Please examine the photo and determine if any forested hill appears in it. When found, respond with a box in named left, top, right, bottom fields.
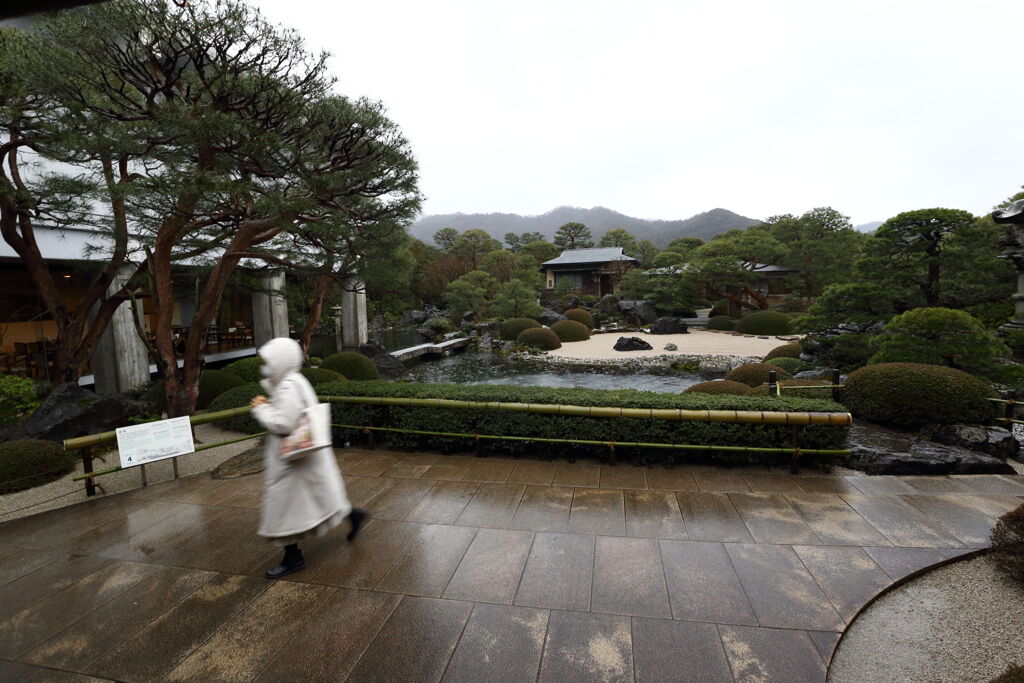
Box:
left=410, top=206, right=761, bottom=247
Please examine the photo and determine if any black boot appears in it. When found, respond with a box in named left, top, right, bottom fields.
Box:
left=265, top=543, right=305, bottom=579
left=347, top=508, right=367, bottom=542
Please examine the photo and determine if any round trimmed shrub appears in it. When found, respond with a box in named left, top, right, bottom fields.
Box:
left=750, top=379, right=833, bottom=399
left=735, top=310, right=792, bottom=335
left=684, top=380, right=751, bottom=396
left=840, top=362, right=998, bottom=429
left=206, top=383, right=264, bottom=434
left=500, top=317, right=541, bottom=341
left=707, top=315, right=734, bottom=331
left=766, top=356, right=811, bottom=375
left=321, top=352, right=380, bottom=381
left=145, top=369, right=247, bottom=411
left=0, top=439, right=77, bottom=493
left=725, top=362, right=792, bottom=387
left=223, top=357, right=262, bottom=383
left=517, top=327, right=562, bottom=350
left=765, top=341, right=802, bottom=361
left=550, top=320, right=590, bottom=342
left=300, top=367, right=344, bottom=385
left=581, top=295, right=597, bottom=306
left=990, top=503, right=1024, bottom=585
left=563, top=308, right=595, bottom=329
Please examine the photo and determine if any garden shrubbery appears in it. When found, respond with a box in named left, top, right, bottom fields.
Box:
left=321, top=352, right=380, bottom=380
left=707, top=315, right=734, bottom=331
left=839, top=362, right=998, bottom=429
left=766, top=357, right=811, bottom=375
left=990, top=503, right=1024, bottom=585
left=765, top=341, right=802, bottom=360
left=563, top=308, right=595, bottom=328
left=145, top=369, right=246, bottom=410
left=750, top=379, right=834, bottom=399
left=500, top=317, right=541, bottom=341
left=315, top=380, right=848, bottom=466
left=802, top=333, right=874, bottom=372
left=301, top=367, right=345, bottom=385
left=206, top=383, right=263, bottom=433
left=223, top=357, right=262, bottom=382
left=0, top=439, right=77, bottom=493
left=0, top=374, right=40, bottom=424
left=517, top=327, right=562, bottom=350
left=725, top=362, right=792, bottom=387
left=684, top=380, right=751, bottom=396
left=550, top=320, right=590, bottom=342
left=734, top=310, right=792, bottom=335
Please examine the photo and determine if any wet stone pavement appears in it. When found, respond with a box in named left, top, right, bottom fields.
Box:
left=0, top=449, right=1022, bottom=682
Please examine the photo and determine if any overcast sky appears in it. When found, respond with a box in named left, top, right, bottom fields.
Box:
left=251, top=0, right=1024, bottom=225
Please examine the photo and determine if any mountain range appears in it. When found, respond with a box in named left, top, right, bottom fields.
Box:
left=410, top=206, right=762, bottom=248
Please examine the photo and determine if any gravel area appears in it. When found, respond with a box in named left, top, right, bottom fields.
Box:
left=829, top=554, right=1024, bottom=683
left=545, top=329, right=794, bottom=361
left=0, top=423, right=258, bottom=524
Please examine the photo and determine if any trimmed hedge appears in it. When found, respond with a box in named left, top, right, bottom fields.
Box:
left=301, top=367, right=345, bottom=385
left=206, top=383, right=264, bottom=434
left=500, top=317, right=541, bottom=341
left=765, top=341, right=802, bottom=361
left=725, top=362, right=792, bottom=387
left=145, top=369, right=246, bottom=410
left=517, top=327, right=561, bottom=350
left=684, top=380, right=752, bottom=396
left=316, top=381, right=848, bottom=467
left=735, top=310, right=792, bottom=335
left=0, top=439, right=77, bottom=493
left=707, top=315, right=734, bottom=331
left=223, top=357, right=262, bottom=383
left=564, top=308, right=595, bottom=328
left=767, top=357, right=812, bottom=375
left=581, top=295, right=598, bottom=306
left=322, top=352, right=380, bottom=381
left=839, top=362, right=998, bottom=430
left=550, top=320, right=590, bottom=342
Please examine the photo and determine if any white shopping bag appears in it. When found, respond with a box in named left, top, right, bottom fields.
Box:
left=280, top=401, right=332, bottom=461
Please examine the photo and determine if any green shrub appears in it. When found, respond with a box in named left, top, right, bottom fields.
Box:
left=517, top=327, right=562, bottom=350
left=840, top=362, right=998, bottom=429
left=321, top=352, right=380, bottom=381
left=223, top=356, right=262, bottom=383
left=500, top=317, right=541, bottom=341
left=300, top=367, right=345, bottom=385
left=990, top=503, right=1024, bottom=586
left=725, top=363, right=792, bottom=387
left=307, top=356, right=323, bottom=367
left=735, top=310, right=792, bottom=335
left=707, top=315, right=734, bottom=331
left=766, top=357, right=811, bottom=375
left=0, top=374, right=40, bottom=424
left=750, top=379, right=835, bottom=399
left=0, top=439, right=77, bottom=493
left=425, top=317, right=452, bottom=333
left=581, top=295, right=597, bottom=306
left=869, top=307, right=1010, bottom=381
left=550, top=320, right=590, bottom=342
left=803, top=333, right=874, bottom=372
left=563, top=308, right=595, bottom=328
left=206, top=383, right=264, bottom=434
left=145, top=369, right=247, bottom=411
left=765, top=341, right=802, bottom=360
left=315, top=380, right=848, bottom=466
left=684, top=380, right=751, bottom=396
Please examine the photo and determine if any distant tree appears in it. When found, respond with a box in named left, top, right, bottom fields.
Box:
left=652, top=251, right=686, bottom=268
left=520, top=240, right=560, bottom=264
left=791, top=283, right=896, bottom=332
left=616, top=268, right=651, bottom=300
left=635, top=239, right=660, bottom=267
left=421, top=253, right=469, bottom=302
left=666, top=236, right=705, bottom=256
left=443, top=270, right=498, bottom=319
left=452, top=228, right=501, bottom=269
left=688, top=228, right=784, bottom=311
left=492, top=279, right=542, bottom=319
left=598, top=228, right=638, bottom=255
left=764, top=207, right=865, bottom=296
left=433, top=227, right=460, bottom=252
left=503, top=232, right=521, bottom=251
left=520, top=231, right=546, bottom=245
left=481, top=249, right=518, bottom=282
left=553, top=222, right=594, bottom=250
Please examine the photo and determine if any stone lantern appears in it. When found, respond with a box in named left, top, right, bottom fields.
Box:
left=991, top=196, right=1024, bottom=335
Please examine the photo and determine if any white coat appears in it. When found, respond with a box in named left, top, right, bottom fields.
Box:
left=251, top=338, right=351, bottom=544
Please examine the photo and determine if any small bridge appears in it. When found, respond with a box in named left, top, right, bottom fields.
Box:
left=390, top=337, right=472, bottom=361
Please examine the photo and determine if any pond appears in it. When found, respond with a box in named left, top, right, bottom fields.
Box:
left=402, top=351, right=706, bottom=393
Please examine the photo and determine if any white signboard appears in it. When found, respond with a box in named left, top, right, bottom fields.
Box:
left=116, top=416, right=196, bottom=468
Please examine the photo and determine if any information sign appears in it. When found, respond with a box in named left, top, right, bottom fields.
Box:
left=116, top=416, right=196, bottom=468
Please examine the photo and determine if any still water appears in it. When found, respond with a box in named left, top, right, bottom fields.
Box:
left=403, top=352, right=705, bottom=394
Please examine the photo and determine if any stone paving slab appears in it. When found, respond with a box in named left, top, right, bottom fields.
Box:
left=0, top=450, right=1020, bottom=682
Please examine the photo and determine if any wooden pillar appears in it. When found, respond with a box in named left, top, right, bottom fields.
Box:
left=91, top=265, right=150, bottom=394
left=252, top=270, right=288, bottom=347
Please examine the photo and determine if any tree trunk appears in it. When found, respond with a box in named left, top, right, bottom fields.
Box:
left=300, top=273, right=333, bottom=355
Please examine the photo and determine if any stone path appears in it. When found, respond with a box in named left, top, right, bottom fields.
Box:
left=0, top=449, right=1021, bottom=682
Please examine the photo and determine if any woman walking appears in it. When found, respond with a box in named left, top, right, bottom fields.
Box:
left=250, top=337, right=366, bottom=579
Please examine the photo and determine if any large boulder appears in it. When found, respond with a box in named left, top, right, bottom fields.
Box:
left=922, top=424, right=1018, bottom=460
left=23, top=383, right=149, bottom=444
left=650, top=317, right=689, bottom=335
left=618, top=300, right=658, bottom=325
left=552, top=296, right=581, bottom=314
left=397, top=310, right=429, bottom=327
left=359, top=341, right=406, bottom=379
left=599, top=294, right=621, bottom=317
left=537, top=308, right=568, bottom=326
left=845, top=420, right=1015, bottom=475
left=613, top=336, right=654, bottom=352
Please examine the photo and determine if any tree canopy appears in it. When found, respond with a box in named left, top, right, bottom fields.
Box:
left=553, top=222, right=594, bottom=250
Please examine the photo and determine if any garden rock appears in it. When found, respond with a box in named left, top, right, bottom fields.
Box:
left=477, top=334, right=494, bottom=351
left=23, top=383, right=149, bottom=443
left=618, top=300, right=658, bottom=325
left=359, top=341, right=406, bottom=379
left=650, top=317, right=689, bottom=335
left=537, top=308, right=568, bottom=326
left=663, top=343, right=678, bottom=351
left=552, top=296, right=581, bottom=314
left=599, top=294, right=621, bottom=316
left=922, top=424, right=1017, bottom=460
left=613, top=336, right=654, bottom=352
left=397, top=309, right=429, bottom=327
left=845, top=420, right=1015, bottom=475
left=793, top=369, right=835, bottom=380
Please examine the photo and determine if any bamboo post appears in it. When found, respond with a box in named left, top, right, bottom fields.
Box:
left=831, top=369, right=841, bottom=401
left=790, top=426, right=801, bottom=474
left=81, top=446, right=96, bottom=497
left=768, top=370, right=779, bottom=398
left=1005, top=399, right=1016, bottom=426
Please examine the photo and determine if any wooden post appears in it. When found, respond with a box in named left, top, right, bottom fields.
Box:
left=81, top=446, right=96, bottom=497
left=790, top=426, right=801, bottom=474
left=768, top=370, right=779, bottom=398
left=831, top=369, right=841, bottom=401
left=1005, top=399, right=1016, bottom=425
